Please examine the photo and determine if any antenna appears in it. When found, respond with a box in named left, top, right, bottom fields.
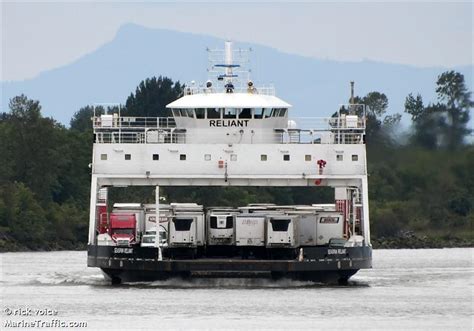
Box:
left=350, top=81, right=355, bottom=105
left=207, top=41, right=251, bottom=91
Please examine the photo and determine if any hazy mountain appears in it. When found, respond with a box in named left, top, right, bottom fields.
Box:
left=1, top=23, right=472, bottom=125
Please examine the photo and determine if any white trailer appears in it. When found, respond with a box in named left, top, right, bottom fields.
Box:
left=170, top=203, right=205, bottom=247
left=235, top=214, right=266, bottom=247
left=169, top=215, right=199, bottom=247
left=316, top=211, right=344, bottom=245
left=266, top=215, right=299, bottom=248
left=286, top=211, right=318, bottom=246
left=206, top=208, right=239, bottom=246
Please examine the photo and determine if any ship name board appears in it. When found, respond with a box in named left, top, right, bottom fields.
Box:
left=209, top=119, right=250, bottom=127
left=327, top=248, right=346, bottom=255
left=114, top=247, right=133, bottom=254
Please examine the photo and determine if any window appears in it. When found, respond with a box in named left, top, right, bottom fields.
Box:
left=270, top=219, right=291, bottom=232
left=223, top=108, right=237, bottom=119
left=152, top=154, right=159, bottom=161
left=239, top=108, right=252, bottom=119
left=180, top=154, right=186, bottom=161
left=278, top=108, right=287, bottom=117
left=283, top=154, right=290, bottom=161
left=125, top=154, right=131, bottom=160
left=254, top=108, right=264, bottom=119
left=207, top=108, right=221, bottom=119
left=204, top=154, right=211, bottom=161
left=172, top=109, right=181, bottom=117
left=195, top=108, right=205, bottom=119
left=186, top=109, right=195, bottom=118
left=230, top=154, right=237, bottom=161
left=263, top=108, right=272, bottom=118
left=100, top=154, right=107, bottom=160
left=336, top=154, right=343, bottom=161
left=352, top=154, right=358, bottom=161
left=173, top=218, right=193, bottom=231
left=142, top=237, right=155, bottom=244
left=261, top=154, right=268, bottom=161
left=305, top=155, right=312, bottom=161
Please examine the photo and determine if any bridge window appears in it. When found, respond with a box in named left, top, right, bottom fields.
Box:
left=180, top=154, right=186, bottom=161
left=254, top=108, right=264, bottom=119
left=261, top=154, right=267, bottom=161
left=238, top=108, right=252, bottom=119
left=125, top=154, right=131, bottom=160
left=336, top=154, right=343, bottom=161
left=153, top=154, right=159, bottom=161
left=100, top=154, right=107, bottom=160
left=352, top=154, right=358, bottom=161
left=278, top=108, right=287, bottom=117
left=195, top=108, right=205, bottom=119
left=207, top=108, right=220, bottom=119
left=172, top=109, right=180, bottom=117
left=263, top=108, right=272, bottom=118
left=223, top=108, right=237, bottom=119
left=305, top=155, right=312, bottom=161
left=283, top=154, right=290, bottom=161
left=186, top=109, right=195, bottom=118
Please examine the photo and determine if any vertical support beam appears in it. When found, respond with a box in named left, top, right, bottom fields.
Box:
left=156, top=185, right=162, bottom=260
left=361, top=176, right=371, bottom=245
left=88, top=176, right=98, bottom=245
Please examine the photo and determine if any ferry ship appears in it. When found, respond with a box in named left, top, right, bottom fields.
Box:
left=87, top=42, right=372, bottom=284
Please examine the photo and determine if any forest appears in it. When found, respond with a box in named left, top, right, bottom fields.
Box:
left=0, top=72, right=472, bottom=251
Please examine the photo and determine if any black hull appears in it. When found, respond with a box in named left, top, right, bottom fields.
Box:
left=88, top=245, right=372, bottom=284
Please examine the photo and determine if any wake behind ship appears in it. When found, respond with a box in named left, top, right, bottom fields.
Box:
left=87, top=41, right=372, bottom=284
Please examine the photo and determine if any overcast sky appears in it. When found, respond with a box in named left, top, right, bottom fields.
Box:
left=1, top=1, right=472, bottom=81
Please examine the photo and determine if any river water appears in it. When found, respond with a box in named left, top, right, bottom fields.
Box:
left=0, top=248, right=472, bottom=330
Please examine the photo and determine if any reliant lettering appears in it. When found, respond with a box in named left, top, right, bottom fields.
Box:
left=209, top=120, right=249, bottom=127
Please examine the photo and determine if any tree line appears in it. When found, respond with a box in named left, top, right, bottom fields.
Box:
left=0, top=73, right=472, bottom=250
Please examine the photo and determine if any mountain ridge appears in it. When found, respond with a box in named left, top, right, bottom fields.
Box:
left=2, top=23, right=472, bottom=124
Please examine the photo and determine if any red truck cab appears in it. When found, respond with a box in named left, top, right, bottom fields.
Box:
left=109, top=213, right=137, bottom=246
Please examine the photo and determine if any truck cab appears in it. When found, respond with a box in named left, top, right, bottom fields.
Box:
left=109, top=213, right=137, bottom=247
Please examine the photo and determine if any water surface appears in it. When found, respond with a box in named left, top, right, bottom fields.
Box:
left=1, top=248, right=472, bottom=330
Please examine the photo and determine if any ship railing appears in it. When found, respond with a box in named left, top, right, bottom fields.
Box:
left=274, top=129, right=364, bottom=144
left=289, top=116, right=366, bottom=131
left=183, top=84, right=276, bottom=96
left=93, top=130, right=363, bottom=144
left=93, top=116, right=176, bottom=130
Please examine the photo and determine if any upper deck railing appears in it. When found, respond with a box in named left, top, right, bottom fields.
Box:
left=92, top=114, right=366, bottom=145
left=183, top=84, right=276, bottom=96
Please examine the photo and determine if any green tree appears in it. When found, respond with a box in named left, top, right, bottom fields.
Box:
left=70, top=105, right=104, bottom=132
left=435, top=71, right=472, bottom=149
left=405, top=71, right=472, bottom=150
left=123, top=76, right=183, bottom=117
left=3, top=95, right=67, bottom=202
